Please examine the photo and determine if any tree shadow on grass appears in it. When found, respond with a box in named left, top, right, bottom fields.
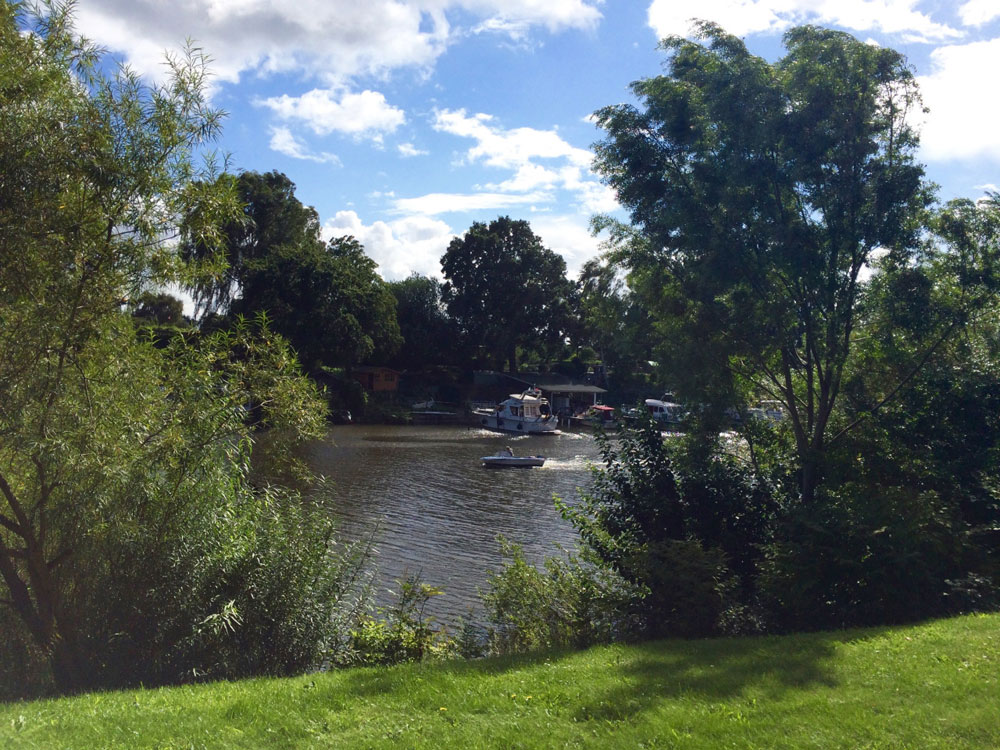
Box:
left=335, top=626, right=889, bottom=717
left=567, top=632, right=840, bottom=723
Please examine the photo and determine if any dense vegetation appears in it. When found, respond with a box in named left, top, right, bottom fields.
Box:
left=483, top=24, right=1000, bottom=648
left=2, top=0, right=999, bottom=703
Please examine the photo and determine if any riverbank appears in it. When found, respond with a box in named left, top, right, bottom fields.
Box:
left=3, top=613, right=997, bottom=748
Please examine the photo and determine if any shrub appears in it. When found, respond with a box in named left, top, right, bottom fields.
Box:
left=480, top=539, right=639, bottom=655
left=564, top=419, right=782, bottom=638
left=761, top=482, right=971, bottom=630
left=343, top=575, right=453, bottom=666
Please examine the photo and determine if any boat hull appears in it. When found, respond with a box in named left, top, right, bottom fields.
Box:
left=474, top=413, right=559, bottom=434
left=481, top=455, right=546, bottom=468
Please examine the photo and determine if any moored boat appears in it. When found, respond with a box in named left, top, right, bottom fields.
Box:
left=474, top=388, right=559, bottom=434
left=644, top=397, right=686, bottom=426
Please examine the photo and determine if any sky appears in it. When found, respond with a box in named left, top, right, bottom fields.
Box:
left=69, top=0, right=1000, bottom=282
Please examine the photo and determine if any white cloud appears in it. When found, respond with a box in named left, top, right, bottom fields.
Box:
left=394, top=191, right=553, bottom=215
left=960, top=0, right=1000, bottom=27
left=918, top=38, right=1000, bottom=162
left=268, top=126, right=341, bottom=164
left=434, top=109, right=593, bottom=169
left=529, top=214, right=603, bottom=277
left=322, top=210, right=455, bottom=279
left=398, top=142, right=429, bottom=157
left=73, top=1, right=602, bottom=86
left=467, top=0, right=603, bottom=34
left=646, top=0, right=961, bottom=43
left=431, top=108, right=612, bottom=212
left=259, top=89, right=405, bottom=140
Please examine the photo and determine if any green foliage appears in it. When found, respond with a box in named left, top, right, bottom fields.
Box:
left=183, top=172, right=401, bottom=372
left=762, top=483, right=969, bottom=630
left=563, top=420, right=782, bottom=637
left=386, top=274, right=459, bottom=371
left=575, top=244, right=655, bottom=386
left=0, top=3, right=361, bottom=696
left=480, top=539, right=639, bottom=655
left=344, top=575, right=452, bottom=666
left=593, top=23, right=931, bottom=500
left=441, top=216, right=576, bottom=372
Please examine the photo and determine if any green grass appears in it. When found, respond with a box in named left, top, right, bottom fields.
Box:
left=2, top=613, right=998, bottom=749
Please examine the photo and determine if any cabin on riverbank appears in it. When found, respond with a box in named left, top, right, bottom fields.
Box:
left=535, top=383, right=607, bottom=418
left=351, top=366, right=401, bottom=393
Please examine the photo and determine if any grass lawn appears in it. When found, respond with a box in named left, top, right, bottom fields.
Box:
left=1, top=613, right=998, bottom=749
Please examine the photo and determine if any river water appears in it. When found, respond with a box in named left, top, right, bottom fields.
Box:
left=303, top=424, right=604, bottom=625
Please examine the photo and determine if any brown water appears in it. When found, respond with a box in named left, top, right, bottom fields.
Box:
left=304, top=424, right=603, bottom=625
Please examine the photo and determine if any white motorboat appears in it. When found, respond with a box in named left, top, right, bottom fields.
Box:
left=644, top=397, right=686, bottom=426
left=474, top=388, right=559, bottom=434
left=481, top=447, right=546, bottom=468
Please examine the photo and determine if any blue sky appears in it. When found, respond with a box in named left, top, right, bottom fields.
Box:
left=72, top=0, right=1000, bottom=281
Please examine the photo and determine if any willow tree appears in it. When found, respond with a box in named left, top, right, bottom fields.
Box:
left=0, top=2, right=342, bottom=694
left=593, top=24, right=930, bottom=501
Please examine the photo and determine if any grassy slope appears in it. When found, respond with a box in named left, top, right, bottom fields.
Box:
left=1, top=613, right=998, bottom=749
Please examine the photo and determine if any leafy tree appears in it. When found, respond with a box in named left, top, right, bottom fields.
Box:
left=231, top=233, right=401, bottom=372
left=0, top=2, right=354, bottom=694
left=593, top=23, right=930, bottom=501
left=575, top=251, right=655, bottom=386
left=184, top=171, right=400, bottom=372
left=183, top=170, right=325, bottom=317
left=132, top=292, right=185, bottom=326
left=387, top=274, right=460, bottom=370
left=441, top=216, right=575, bottom=372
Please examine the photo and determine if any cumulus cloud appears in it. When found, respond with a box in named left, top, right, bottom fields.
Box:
left=434, top=109, right=593, bottom=169
left=918, top=38, right=1000, bottom=162
left=322, top=210, right=455, bottom=279
left=268, top=126, right=342, bottom=164
left=259, top=89, right=405, bottom=140
left=73, top=0, right=602, bottom=86
left=646, top=0, right=961, bottom=43
left=529, top=214, right=604, bottom=277
left=431, top=108, right=613, bottom=213
left=960, top=0, right=1000, bottom=27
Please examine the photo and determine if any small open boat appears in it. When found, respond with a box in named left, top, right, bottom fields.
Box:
left=481, top=447, right=546, bottom=468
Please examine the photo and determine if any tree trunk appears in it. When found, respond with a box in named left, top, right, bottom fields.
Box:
left=507, top=345, right=517, bottom=374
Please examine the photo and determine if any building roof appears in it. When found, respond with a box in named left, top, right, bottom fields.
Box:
left=536, top=383, right=607, bottom=394
left=352, top=366, right=401, bottom=374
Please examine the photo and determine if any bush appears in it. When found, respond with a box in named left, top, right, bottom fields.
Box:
left=343, top=575, right=453, bottom=666
left=480, top=539, right=639, bottom=655
left=761, top=482, right=972, bottom=631
left=564, top=419, right=782, bottom=638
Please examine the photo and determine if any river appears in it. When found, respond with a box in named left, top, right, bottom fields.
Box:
left=303, top=424, right=604, bottom=625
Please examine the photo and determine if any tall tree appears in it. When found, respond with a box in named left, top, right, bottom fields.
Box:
left=593, top=23, right=930, bottom=501
left=575, top=253, right=654, bottom=384
left=387, top=274, right=459, bottom=370
left=183, top=170, right=325, bottom=317
left=441, top=216, right=575, bottom=372
left=0, top=2, right=339, bottom=693
left=231, top=234, right=401, bottom=372
left=184, top=172, right=400, bottom=372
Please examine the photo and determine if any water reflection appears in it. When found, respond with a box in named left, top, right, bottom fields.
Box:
left=303, top=425, right=602, bottom=625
